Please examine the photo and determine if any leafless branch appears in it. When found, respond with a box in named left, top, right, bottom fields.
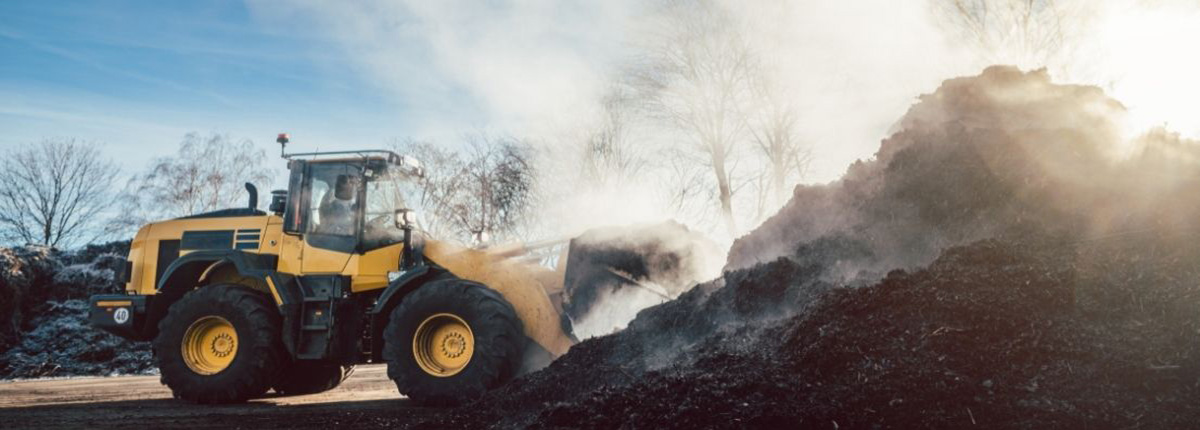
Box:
left=0, top=139, right=120, bottom=247
left=113, top=132, right=274, bottom=232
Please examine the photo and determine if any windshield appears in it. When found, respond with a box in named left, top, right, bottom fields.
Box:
left=363, top=163, right=422, bottom=231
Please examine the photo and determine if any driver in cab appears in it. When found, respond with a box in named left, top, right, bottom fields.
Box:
left=318, top=174, right=359, bottom=236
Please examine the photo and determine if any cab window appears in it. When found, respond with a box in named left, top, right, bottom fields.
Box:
left=307, top=163, right=361, bottom=237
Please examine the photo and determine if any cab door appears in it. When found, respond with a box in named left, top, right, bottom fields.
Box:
left=284, top=160, right=362, bottom=274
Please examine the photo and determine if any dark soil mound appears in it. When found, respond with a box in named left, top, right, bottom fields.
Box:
left=0, top=246, right=61, bottom=352
left=1, top=300, right=154, bottom=378
left=399, top=238, right=1200, bottom=429
left=772, top=238, right=1200, bottom=429
left=0, top=241, right=150, bottom=378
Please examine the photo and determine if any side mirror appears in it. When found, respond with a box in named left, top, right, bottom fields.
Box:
left=395, top=208, right=416, bottom=229
left=396, top=209, right=420, bottom=268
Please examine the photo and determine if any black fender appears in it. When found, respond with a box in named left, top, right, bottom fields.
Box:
left=367, top=263, right=446, bottom=361
left=143, top=250, right=291, bottom=340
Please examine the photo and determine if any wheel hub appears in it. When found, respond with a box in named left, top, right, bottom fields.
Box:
left=182, top=316, right=238, bottom=375
left=413, top=313, right=474, bottom=377
left=442, top=332, right=466, bottom=358
left=211, top=333, right=235, bottom=357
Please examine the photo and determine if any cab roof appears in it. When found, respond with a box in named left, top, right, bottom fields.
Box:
left=284, top=149, right=403, bottom=164
left=284, top=149, right=424, bottom=178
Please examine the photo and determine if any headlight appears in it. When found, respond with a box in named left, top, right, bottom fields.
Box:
left=394, top=208, right=417, bottom=228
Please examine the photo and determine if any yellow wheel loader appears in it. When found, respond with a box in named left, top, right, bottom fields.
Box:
left=89, top=134, right=714, bottom=405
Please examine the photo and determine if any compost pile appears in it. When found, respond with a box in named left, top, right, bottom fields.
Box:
left=0, top=241, right=154, bottom=378
left=384, top=66, right=1200, bottom=429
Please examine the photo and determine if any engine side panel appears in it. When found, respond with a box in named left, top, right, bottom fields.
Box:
left=131, top=215, right=276, bottom=295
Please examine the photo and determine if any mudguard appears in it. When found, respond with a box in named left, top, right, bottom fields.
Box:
left=367, top=264, right=440, bottom=361
left=144, top=250, right=288, bottom=340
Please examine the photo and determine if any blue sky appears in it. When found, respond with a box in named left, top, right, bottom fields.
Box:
left=0, top=0, right=957, bottom=186
left=0, top=0, right=960, bottom=185
left=0, top=0, right=503, bottom=173
left=10, top=1, right=1196, bottom=189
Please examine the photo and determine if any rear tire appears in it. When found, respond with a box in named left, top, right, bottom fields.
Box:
left=273, top=362, right=355, bottom=396
left=153, top=284, right=284, bottom=404
left=383, top=278, right=525, bottom=406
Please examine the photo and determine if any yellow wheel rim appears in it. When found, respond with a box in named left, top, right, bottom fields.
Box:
left=413, top=313, right=474, bottom=377
left=181, top=316, right=238, bottom=375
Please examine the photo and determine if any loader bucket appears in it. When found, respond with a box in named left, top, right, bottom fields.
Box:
left=561, top=221, right=720, bottom=339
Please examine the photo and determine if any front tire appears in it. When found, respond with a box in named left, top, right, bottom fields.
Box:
left=383, top=278, right=525, bottom=406
left=153, top=284, right=284, bottom=404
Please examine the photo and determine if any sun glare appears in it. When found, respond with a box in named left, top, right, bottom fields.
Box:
left=1095, top=5, right=1200, bottom=141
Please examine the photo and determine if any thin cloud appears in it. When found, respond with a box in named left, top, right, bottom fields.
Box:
left=246, top=0, right=642, bottom=136
left=0, top=27, right=240, bottom=107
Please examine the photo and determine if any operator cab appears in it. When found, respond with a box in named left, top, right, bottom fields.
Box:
left=272, top=134, right=425, bottom=258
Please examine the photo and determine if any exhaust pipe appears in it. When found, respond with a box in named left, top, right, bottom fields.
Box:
left=245, top=183, right=258, bottom=209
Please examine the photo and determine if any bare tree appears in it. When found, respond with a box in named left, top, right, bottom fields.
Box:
left=629, top=0, right=755, bottom=237
left=456, top=135, right=538, bottom=243
left=390, top=138, right=466, bottom=241
left=929, top=0, right=1090, bottom=71
left=392, top=135, right=538, bottom=245
left=581, top=87, right=646, bottom=188
left=0, top=139, right=120, bottom=247
left=116, top=133, right=274, bottom=229
left=744, top=69, right=812, bottom=209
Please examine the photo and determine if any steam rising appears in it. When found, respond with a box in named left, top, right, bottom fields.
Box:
left=248, top=0, right=1200, bottom=245
left=569, top=284, right=668, bottom=340
left=729, top=66, right=1200, bottom=281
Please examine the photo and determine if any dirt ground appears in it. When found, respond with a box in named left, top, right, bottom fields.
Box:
left=0, top=364, right=440, bottom=429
